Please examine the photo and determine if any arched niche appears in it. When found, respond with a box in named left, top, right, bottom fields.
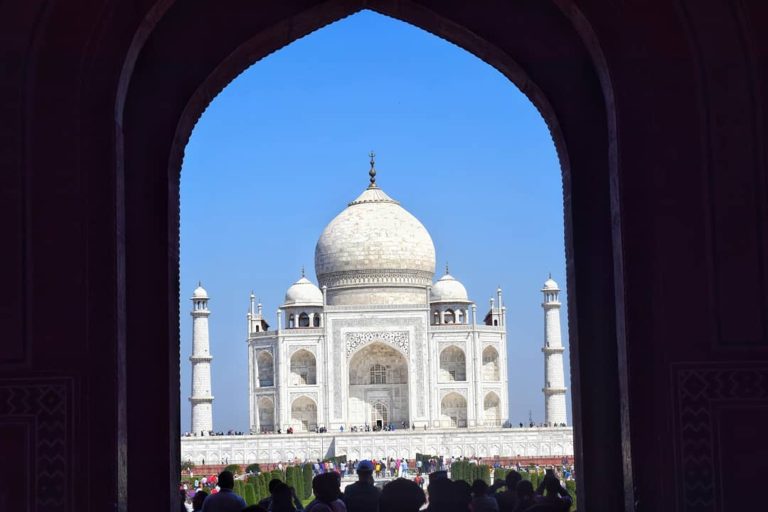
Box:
left=482, top=346, right=500, bottom=381
left=256, top=351, right=274, bottom=387
left=290, top=349, right=317, bottom=385
left=439, top=346, right=467, bottom=382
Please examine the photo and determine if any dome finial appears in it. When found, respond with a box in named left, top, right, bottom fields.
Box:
left=445, top=262, right=450, bottom=275
left=301, top=265, right=305, bottom=278
left=368, top=151, right=377, bottom=188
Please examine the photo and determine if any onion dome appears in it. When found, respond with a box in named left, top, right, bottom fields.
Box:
left=431, top=272, right=470, bottom=303
left=314, top=154, right=436, bottom=305
left=192, top=282, right=208, bottom=299
left=283, top=276, right=323, bottom=307
left=543, top=275, right=560, bottom=291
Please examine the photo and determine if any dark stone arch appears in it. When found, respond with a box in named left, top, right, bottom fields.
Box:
left=119, top=2, right=622, bottom=509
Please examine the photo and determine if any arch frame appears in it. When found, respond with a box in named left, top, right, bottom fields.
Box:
left=115, top=0, right=628, bottom=509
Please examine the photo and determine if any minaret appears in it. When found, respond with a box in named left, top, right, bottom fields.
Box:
left=542, top=275, right=567, bottom=426
left=189, top=282, right=214, bottom=435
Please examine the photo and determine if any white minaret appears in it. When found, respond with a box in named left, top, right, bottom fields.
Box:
left=542, top=275, right=567, bottom=426
left=189, top=282, right=214, bottom=435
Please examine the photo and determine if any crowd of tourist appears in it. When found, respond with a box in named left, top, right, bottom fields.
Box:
left=182, top=462, right=574, bottom=512
left=182, top=420, right=570, bottom=437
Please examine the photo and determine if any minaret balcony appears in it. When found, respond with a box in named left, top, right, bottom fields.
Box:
left=542, top=386, right=567, bottom=394
left=189, top=354, right=213, bottom=362
left=541, top=346, right=565, bottom=354
left=188, top=396, right=214, bottom=403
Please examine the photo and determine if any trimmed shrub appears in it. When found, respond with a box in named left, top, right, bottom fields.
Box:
left=270, top=468, right=284, bottom=482
left=223, top=464, right=242, bottom=475
left=480, top=465, right=491, bottom=485
left=246, top=463, right=261, bottom=474
left=244, top=483, right=257, bottom=505
left=302, top=464, right=313, bottom=500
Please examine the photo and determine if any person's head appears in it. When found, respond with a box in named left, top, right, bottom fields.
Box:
left=504, top=470, right=522, bottom=491
left=241, top=506, right=268, bottom=512
left=217, top=471, right=235, bottom=490
left=470, top=479, right=489, bottom=497
left=268, top=478, right=282, bottom=495
left=453, top=480, right=472, bottom=509
left=312, top=472, right=341, bottom=502
left=426, top=477, right=453, bottom=508
left=516, top=480, right=534, bottom=501
left=191, top=490, right=207, bottom=510
left=543, top=473, right=561, bottom=495
left=271, top=482, right=295, bottom=511
left=380, top=478, right=426, bottom=512
left=356, top=460, right=374, bottom=481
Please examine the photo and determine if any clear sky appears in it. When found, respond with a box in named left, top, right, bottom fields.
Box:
left=180, top=10, right=569, bottom=432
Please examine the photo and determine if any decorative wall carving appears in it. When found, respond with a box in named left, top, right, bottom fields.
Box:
left=345, top=331, right=409, bottom=356
left=674, top=365, right=768, bottom=511
left=0, top=379, right=71, bottom=510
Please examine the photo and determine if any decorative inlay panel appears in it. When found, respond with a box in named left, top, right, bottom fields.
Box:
left=674, top=365, right=768, bottom=511
left=0, top=379, right=71, bottom=510
left=345, top=331, right=409, bottom=356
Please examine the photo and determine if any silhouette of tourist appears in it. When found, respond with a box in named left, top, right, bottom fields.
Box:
left=201, top=471, right=246, bottom=512
left=259, top=479, right=304, bottom=511
left=495, top=471, right=521, bottom=511
left=527, top=472, right=571, bottom=512
left=512, top=481, right=535, bottom=512
left=306, top=472, right=346, bottom=512
left=379, top=478, right=426, bottom=512
left=471, top=479, right=499, bottom=512
left=192, top=490, right=208, bottom=512
left=270, top=482, right=302, bottom=512
left=343, top=460, right=380, bottom=512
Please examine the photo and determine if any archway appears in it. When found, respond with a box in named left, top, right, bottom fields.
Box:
left=440, top=392, right=467, bottom=428
left=483, top=392, right=501, bottom=426
left=482, top=346, right=500, bottom=381
left=119, top=1, right=626, bottom=509
left=257, top=396, right=275, bottom=432
left=290, top=396, right=317, bottom=432
left=348, top=343, right=409, bottom=428
left=290, top=350, right=317, bottom=385
left=256, top=351, right=274, bottom=387
left=439, top=346, right=466, bottom=382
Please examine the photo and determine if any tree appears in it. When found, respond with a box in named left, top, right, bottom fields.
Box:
left=181, top=460, right=195, bottom=472
left=246, top=463, right=261, bottom=474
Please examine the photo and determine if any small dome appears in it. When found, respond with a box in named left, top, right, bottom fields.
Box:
left=543, top=276, right=560, bottom=291
left=283, top=276, right=323, bottom=307
left=431, top=273, right=470, bottom=303
left=192, top=283, right=208, bottom=299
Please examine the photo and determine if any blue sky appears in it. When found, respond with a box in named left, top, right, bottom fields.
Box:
left=180, top=10, right=569, bottom=432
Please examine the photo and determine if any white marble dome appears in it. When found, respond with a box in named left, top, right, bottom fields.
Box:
left=314, top=185, right=436, bottom=305
left=543, top=276, right=560, bottom=290
left=192, top=283, right=208, bottom=299
left=283, top=276, right=323, bottom=307
left=430, top=272, right=470, bottom=303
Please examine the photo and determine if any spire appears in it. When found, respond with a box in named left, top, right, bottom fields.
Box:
left=301, top=265, right=305, bottom=278
left=368, top=151, right=377, bottom=188
left=445, top=262, right=450, bottom=275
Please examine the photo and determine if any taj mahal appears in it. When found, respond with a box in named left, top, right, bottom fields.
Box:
left=181, top=157, right=573, bottom=464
